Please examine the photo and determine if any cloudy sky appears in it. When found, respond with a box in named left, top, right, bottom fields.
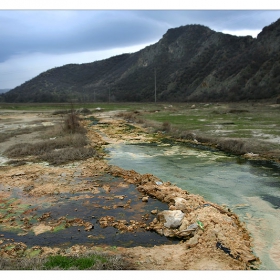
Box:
left=1, top=2, right=280, bottom=89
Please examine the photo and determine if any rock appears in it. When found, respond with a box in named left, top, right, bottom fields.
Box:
left=163, top=228, right=176, bottom=237
left=158, top=210, right=185, bottom=229
left=12, top=171, right=25, bottom=177
left=151, top=209, right=158, bottom=215
left=186, top=235, right=199, bottom=248
left=169, top=205, right=176, bottom=210
left=142, top=196, right=149, bottom=202
left=84, top=222, right=94, bottom=231
left=186, top=223, right=198, bottom=231
left=179, top=218, right=190, bottom=231
left=102, top=185, right=111, bottom=193
left=23, top=185, right=34, bottom=192
left=172, top=197, right=188, bottom=211
left=76, top=108, right=91, bottom=115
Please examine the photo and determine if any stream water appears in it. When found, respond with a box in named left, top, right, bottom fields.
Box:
left=106, top=142, right=280, bottom=270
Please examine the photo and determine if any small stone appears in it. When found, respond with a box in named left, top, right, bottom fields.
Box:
left=142, top=196, right=149, bottom=202
left=151, top=209, right=158, bottom=214
left=186, top=235, right=199, bottom=248
left=169, top=205, right=176, bottom=210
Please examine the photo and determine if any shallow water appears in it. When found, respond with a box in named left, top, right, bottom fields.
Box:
left=0, top=174, right=178, bottom=249
left=106, top=143, right=280, bottom=270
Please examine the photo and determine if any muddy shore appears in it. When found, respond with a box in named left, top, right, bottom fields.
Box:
left=0, top=109, right=261, bottom=270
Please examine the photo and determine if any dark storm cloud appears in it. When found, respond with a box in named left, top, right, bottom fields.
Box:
left=2, top=10, right=280, bottom=63
left=0, top=10, right=164, bottom=62
left=1, top=9, right=280, bottom=89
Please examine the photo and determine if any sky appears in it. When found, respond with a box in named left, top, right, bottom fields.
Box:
left=1, top=2, right=280, bottom=90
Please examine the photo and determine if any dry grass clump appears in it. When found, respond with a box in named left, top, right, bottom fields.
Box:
left=0, top=126, right=46, bottom=143
left=116, top=111, right=142, bottom=123
left=0, top=256, right=47, bottom=270
left=178, top=131, right=196, bottom=140
left=40, top=147, right=97, bottom=165
left=4, top=133, right=88, bottom=157
left=216, top=139, right=248, bottom=155
left=4, top=112, right=99, bottom=165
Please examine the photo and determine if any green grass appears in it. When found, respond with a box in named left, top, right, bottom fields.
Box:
left=1, top=101, right=279, bottom=159
left=0, top=252, right=130, bottom=270
left=142, top=103, right=280, bottom=139
left=0, top=102, right=159, bottom=112
left=44, top=255, right=107, bottom=270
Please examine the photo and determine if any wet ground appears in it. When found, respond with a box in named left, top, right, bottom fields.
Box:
left=0, top=171, right=178, bottom=248
left=0, top=109, right=261, bottom=270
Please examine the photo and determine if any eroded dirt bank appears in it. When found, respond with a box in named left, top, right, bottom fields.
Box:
left=0, top=110, right=260, bottom=270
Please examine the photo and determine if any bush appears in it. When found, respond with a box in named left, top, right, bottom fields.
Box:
left=162, top=121, right=171, bottom=132
left=216, top=139, right=247, bottom=155
left=64, top=112, right=86, bottom=134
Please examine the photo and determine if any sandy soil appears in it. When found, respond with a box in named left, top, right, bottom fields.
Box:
left=0, top=109, right=260, bottom=270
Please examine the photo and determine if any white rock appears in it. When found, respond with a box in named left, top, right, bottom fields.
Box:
left=158, top=210, right=185, bottom=229
left=142, top=196, right=149, bottom=202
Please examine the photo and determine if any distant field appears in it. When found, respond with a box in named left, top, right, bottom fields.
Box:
left=1, top=101, right=279, bottom=160
left=140, top=102, right=280, bottom=160
left=142, top=102, right=280, bottom=140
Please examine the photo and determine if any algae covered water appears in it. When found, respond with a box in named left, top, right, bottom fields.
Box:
left=106, top=142, right=280, bottom=270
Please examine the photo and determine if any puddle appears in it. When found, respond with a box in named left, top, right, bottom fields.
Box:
left=0, top=174, right=179, bottom=248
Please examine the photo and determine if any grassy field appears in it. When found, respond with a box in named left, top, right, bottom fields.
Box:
left=142, top=102, right=280, bottom=139
left=1, top=101, right=279, bottom=160
left=115, top=101, right=280, bottom=160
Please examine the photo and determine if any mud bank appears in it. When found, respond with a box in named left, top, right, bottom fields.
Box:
left=0, top=110, right=260, bottom=270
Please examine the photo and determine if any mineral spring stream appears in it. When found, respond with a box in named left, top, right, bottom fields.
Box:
left=106, top=142, right=280, bottom=270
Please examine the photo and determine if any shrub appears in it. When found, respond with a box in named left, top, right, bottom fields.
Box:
left=63, top=112, right=86, bottom=134
left=162, top=121, right=171, bottom=132
left=216, top=139, right=247, bottom=155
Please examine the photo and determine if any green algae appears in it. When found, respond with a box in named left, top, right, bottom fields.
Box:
left=52, top=222, right=66, bottom=233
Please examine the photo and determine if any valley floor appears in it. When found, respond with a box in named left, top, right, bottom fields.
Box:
left=0, top=107, right=270, bottom=270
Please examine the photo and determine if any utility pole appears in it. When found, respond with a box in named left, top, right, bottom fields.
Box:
left=154, top=68, right=157, bottom=103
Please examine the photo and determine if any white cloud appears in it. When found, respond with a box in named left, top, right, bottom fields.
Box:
left=220, top=29, right=261, bottom=38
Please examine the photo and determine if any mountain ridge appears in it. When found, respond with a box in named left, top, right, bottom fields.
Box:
left=2, top=19, right=280, bottom=103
